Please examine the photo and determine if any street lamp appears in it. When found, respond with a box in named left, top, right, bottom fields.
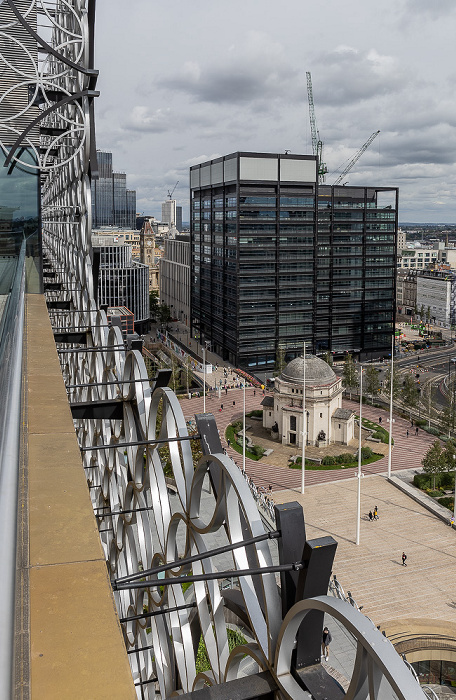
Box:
left=243, top=381, right=246, bottom=474
left=356, top=366, right=363, bottom=546
left=301, top=342, right=306, bottom=495
left=388, top=334, right=394, bottom=479
left=202, top=341, right=210, bottom=413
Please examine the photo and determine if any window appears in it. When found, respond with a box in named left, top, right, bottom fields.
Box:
left=320, top=413, right=322, bottom=418
left=290, top=416, right=297, bottom=430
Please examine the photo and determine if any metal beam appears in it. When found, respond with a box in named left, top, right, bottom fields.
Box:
left=70, top=399, right=124, bottom=420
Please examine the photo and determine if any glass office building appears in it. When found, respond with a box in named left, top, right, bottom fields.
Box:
left=190, top=152, right=398, bottom=372
left=91, top=150, right=136, bottom=229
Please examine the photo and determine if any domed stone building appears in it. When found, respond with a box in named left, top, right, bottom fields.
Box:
left=262, top=354, right=354, bottom=447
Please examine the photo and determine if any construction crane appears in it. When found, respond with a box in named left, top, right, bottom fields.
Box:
left=306, top=71, right=327, bottom=184
left=167, top=181, right=179, bottom=199
left=333, top=130, right=380, bottom=186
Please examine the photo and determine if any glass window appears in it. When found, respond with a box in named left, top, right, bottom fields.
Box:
left=0, top=148, right=41, bottom=293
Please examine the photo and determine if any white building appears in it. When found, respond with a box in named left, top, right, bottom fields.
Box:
left=262, top=355, right=354, bottom=447
left=162, top=199, right=177, bottom=229
left=416, top=271, right=456, bottom=328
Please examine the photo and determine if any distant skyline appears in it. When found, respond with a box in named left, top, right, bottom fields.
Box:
left=94, top=0, right=456, bottom=223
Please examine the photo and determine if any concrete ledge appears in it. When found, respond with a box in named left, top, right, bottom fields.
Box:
left=386, top=473, right=455, bottom=526
left=26, top=296, right=135, bottom=699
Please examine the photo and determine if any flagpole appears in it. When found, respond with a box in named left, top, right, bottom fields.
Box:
left=243, top=381, right=246, bottom=474
left=301, top=342, right=306, bottom=495
left=388, top=334, right=394, bottom=479
left=356, top=366, right=363, bottom=545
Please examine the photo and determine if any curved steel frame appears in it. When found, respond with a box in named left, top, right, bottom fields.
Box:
left=0, top=3, right=429, bottom=699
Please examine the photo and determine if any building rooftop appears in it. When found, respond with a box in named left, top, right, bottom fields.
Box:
left=281, top=354, right=337, bottom=386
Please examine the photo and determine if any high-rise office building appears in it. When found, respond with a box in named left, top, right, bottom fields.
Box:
left=91, top=150, right=136, bottom=229
left=190, top=152, right=398, bottom=372
left=176, top=205, right=183, bottom=232
left=162, top=198, right=178, bottom=228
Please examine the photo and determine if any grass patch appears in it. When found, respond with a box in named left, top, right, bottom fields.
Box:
left=356, top=416, right=394, bottom=445
left=247, top=409, right=263, bottom=418
left=196, top=628, right=247, bottom=674
left=290, top=452, right=383, bottom=470
left=225, top=424, right=264, bottom=461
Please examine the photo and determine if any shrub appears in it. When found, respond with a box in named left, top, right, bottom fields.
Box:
left=361, top=446, right=373, bottom=459
left=413, top=473, right=431, bottom=489
left=251, top=444, right=265, bottom=458
left=232, top=420, right=242, bottom=433
left=371, top=431, right=383, bottom=440
left=322, top=456, right=336, bottom=465
left=428, top=490, right=442, bottom=498
left=438, top=496, right=454, bottom=510
left=424, top=426, right=440, bottom=436
left=415, top=419, right=427, bottom=427
left=336, top=453, right=355, bottom=464
left=248, top=409, right=263, bottom=418
left=441, top=472, right=455, bottom=489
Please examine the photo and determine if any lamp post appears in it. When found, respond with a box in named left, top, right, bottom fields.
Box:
left=243, top=381, right=246, bottom=474
left=203, top=344, right=206, bottom=414
left=388, top=334, right=394, bottom=479
left=301, top=342, right=306, bottom=495
left=356, top=366, right=363, bottom=546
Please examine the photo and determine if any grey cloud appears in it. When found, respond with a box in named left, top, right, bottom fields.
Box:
left=403, top=0, right=456, bottom=18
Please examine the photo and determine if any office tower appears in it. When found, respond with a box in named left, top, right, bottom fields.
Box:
left=176, top=205, right=183, bottom=232
left=162, top=198, right=177, bottom=228
left=190, top=152, right=398, bottom=372
left=91, top=150, right=136, bottom=228
left=91, top=236, right=149, bottom=330
left=159, top=235, right=190, bottom=325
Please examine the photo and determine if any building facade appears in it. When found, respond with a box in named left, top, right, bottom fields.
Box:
left=159, top=236, right=191, bottom=326
left=91, top=150, right=136, bottom=229
left=416, top=270, right=456, bottom=328
left=92, top=237, right=149, bottom=330
left=190, top=152, right=398, bottom=372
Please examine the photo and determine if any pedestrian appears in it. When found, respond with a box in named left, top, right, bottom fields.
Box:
left=227, top=439, right=230, bottom=448
left=406, top=429, right=409, bottom=438
left=225, top=387, right=228, bottom=395
left=368, top=511, right=373, bottom=521
left=378, top=416, right=382, bottom=424
left=254, top=389, right=256, bottom=396
left=415, top=426, right=419, bottom=436
left=402, top=552, right=407, bottom=566
left=449, top=516, right=455, bottom=527
left=373, top=506, right=379, bottom=520
left=322, top=627, right=332, bottom=662
left=233, top=400, right=235, bottom=406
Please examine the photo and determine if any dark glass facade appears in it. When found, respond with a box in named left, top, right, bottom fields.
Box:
left=190, top=152, right=398, bottom=373
left=91, top=151, right=136, bottom=229
left=0, top=148, right=41, bottom=294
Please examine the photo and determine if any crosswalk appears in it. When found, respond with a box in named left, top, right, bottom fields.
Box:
left=180, top=390, right=438, bottom=492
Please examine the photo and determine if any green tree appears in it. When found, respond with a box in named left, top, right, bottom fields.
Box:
left=149, top=290, right=160, bottom=319
left=440, top=395, right=456, bottom=438
left=158, top=304, right=172, bottom=328
left=402, top=374, right=419, bottom=417
left=442, top=439, right=456, bottom=472
left=323, top=351, right=333, bottom=367
left=274, top=345, right=286, bottom=377
left=342, top=354, right=359, bottom=400
left=364, top=365, right=381, bottom=404
left=385, top=363, right=401, bottom=400
left=422, top=440, right=444, bottom=490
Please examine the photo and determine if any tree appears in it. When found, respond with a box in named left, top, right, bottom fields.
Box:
left=442, top=439, right=456, bottom=473
left=274, top=345, right=286, bottom=377
left=323, top=351, right=333, bottom=367
left=158, top=304, right=172, bottom=328
left=149, top=290, right=160, bottom=319
left=364, top=365, right=381, bottom=404
left=385, top=363, right=401, bottom=400
left=422, top=440, right=444, bottom=490
left=342, top=354, right=359, bottom=400
left=440, top=393, right=456, bottom=438
left=402, top=374, right=419, bottom=417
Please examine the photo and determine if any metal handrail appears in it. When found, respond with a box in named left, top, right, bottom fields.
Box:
left=0, top=240, right=26, bottom=698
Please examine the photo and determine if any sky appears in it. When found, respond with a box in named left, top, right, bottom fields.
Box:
left=93, top=0, right=456, bottom=224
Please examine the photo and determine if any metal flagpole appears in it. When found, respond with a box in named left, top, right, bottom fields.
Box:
left=203, top=345, right=206, bottom=414
left=301, top=342, right=306, bottom=495
left=243, top=381, right=246, bottom=474
left=356, top=366, right=363, bottom=545
left=388, top=334, right=394, bottom=479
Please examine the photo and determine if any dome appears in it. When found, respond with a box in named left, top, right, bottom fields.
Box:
left=280, top=354, right=337, bottom=386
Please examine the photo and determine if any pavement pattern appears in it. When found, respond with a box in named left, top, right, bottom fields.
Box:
left=180, top=390, right=437, bottom=491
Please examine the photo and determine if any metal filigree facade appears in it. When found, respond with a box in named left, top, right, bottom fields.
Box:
left=1, top=3, right=428, bottom=699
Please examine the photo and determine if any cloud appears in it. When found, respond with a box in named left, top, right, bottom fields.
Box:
left=156, top=31, right=300, bottom=105
left=310, top=46, right=408, bottom=107
left=403, top=0, right=456, bottom=18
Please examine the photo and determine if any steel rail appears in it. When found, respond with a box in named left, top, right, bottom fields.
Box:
left=0, top=241, right=26, bottom=699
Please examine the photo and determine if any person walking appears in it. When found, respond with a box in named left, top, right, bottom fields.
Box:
left=322, top=627, right=332, bottom=662
left=368, top=511, right=373, bottom=521
left=415, top=426, right=419, bottom=436
left=406, top=429, right=409, bottom=438
left=373, top=506, right=379, bottom=520
left=402, top=552, right=407, bottom=566
left=227, top=439, right=230, bottom=448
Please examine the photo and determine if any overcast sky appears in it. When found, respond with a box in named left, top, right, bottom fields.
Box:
left=93, top=0, right=456, bottom=224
